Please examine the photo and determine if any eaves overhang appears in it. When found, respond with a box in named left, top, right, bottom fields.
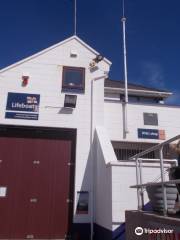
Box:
left=104, top=87, right=172, bottom=98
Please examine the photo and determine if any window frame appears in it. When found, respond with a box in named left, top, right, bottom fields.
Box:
left=62, top=66, right=85, bottom=91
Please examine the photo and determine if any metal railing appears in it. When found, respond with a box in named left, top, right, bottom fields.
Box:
left=129, top=134, right=180, bottom=216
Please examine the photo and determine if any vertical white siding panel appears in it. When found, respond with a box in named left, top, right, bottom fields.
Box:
left=111, top=163, right=170, bottom=231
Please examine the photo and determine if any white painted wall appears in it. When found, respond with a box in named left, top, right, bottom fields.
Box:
left=104, top=99, right=180, bottom=230
left=0, top=37, right=110, bottom=224
left=93, top=127, right=174, bottom=232
left=110, top=161, right=172, bottom=231
left=104, top=101, right=180, bottom=142
left=94, top=127, right=117, bottom=231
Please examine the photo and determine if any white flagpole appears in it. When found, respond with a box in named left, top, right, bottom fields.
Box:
left=74, top=0, right=77, bottom=35
left=121, top=0, right=129, bottom=135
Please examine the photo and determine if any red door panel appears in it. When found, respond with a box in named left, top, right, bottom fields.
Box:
left=0, top=135, right=73, bottom=239
left=19, top=139, right=53, bottom=239
left=0, top=138, right=23, bottom=239
left=49, top=140, right=71, bottom=239
left=12, top=138, right=37, bottom=239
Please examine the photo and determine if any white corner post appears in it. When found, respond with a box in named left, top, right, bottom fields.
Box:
left=159, top=147, right=167, bottom=216
left=139, top=159, right=144, bottom=208
left=90, top=78, right=94, bottom=240
left=90, top=74, right=108, bottom=240
left=135, top=158, right=142, bottom=210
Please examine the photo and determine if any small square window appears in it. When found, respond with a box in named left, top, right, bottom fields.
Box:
left=144, top=112, right=158, bottom=126
left=62, top=66, right=85, bottom=92
left=76, top=191, right=89, bottom=215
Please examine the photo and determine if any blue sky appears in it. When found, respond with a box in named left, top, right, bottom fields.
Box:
left=0, top=0, right=180, bottom=103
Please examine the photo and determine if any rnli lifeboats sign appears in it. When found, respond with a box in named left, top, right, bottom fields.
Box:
left=138, top=128, right=166, bottom=140
left=5, top=92, right=40, bottom=120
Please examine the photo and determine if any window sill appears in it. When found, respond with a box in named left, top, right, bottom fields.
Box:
left=61, top=88, right=85, bottom=94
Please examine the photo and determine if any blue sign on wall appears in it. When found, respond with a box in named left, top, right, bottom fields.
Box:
left=138, top=128, right=159, bottom=139
left=5, top=112, right=39, bottom=120
left=5, top=92, right=40, bottom=120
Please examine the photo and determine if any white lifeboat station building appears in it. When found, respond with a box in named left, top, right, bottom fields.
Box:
left=0, top=36, right=180, bottom=240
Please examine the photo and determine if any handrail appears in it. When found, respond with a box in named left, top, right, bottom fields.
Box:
left=129, top=134, right=180, bottom=160
left=107, top=159, right=177, bottom=167
left=130, top=179, right=180, bottom=188
left=142, top=169, right=169, bottom=193
left=129, top=134, right=180, bottom=216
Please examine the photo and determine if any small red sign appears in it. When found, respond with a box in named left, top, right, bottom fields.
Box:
left=159, top=130, right=166, bottom=140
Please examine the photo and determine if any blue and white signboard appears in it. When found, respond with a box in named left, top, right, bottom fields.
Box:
left=5, top=92, right=40, bottom=120
left=138, top=128, right=159, bottom=139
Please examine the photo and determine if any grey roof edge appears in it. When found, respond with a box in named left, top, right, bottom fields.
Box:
left=104, top=87, right=172, bottom=98
left=105, top=79, right=172, bottom=97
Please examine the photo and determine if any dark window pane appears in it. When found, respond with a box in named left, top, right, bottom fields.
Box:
left=62, top=67, right=85, bottom=91
left=64, top=70, right=82, bottom=86
left=112, top=142, right=157, bottom=160
left=114, top=148, right=155, bottom=160
left=76, top=191, right=89, bottom=214
left=144, top=113, right=158, bottom=126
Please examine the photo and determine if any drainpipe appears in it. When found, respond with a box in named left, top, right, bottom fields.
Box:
left=90, top=78, right=94, bottom=240
left=90, top=74, right=108, bottom=240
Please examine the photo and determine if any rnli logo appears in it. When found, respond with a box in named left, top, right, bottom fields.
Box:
left=27, top=96, right=38, bottom=104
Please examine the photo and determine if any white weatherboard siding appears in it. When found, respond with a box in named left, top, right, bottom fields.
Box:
left=110, top=162, right=171, bottom=231
left=104, top=101, right=180, bottom=142
left=93, top=127, right=173, bottom=232
left=104, top=99, right=180, bottom=231
left=0, top=36, right=110, bottom=224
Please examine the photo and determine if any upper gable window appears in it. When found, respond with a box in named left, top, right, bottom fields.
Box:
left=62, top=66, right=85, bottom=92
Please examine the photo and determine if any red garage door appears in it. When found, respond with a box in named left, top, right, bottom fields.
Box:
left=0, top=127, right=75, bottom=239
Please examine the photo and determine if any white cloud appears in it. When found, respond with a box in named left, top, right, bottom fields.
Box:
left=140, top=61, right=165, bottom=89
left=136, top=61, right=179, bottom=105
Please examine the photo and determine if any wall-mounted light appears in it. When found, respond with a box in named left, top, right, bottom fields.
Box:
left=89, top=61, right=96, bottom=68
left=89, top=54, right=104, bottom=72
left=22, top=74, right=29, bottom=87
left=64, top=94, right=77, bottom=108
left=93, top=54, right=104, bottom=63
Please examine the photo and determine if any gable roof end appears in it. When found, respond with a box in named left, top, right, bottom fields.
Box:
left=0, top=35, right=112, bottom=74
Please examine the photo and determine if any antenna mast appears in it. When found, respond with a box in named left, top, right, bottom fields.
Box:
left=74, top=0, right=77, bottom=35
left=121, top=0, right=129, bottom=136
